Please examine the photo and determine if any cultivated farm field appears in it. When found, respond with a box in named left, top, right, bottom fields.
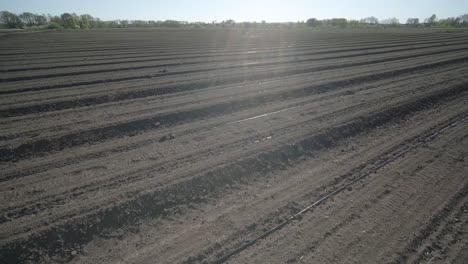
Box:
left=0, top=28, right=467, bottom=263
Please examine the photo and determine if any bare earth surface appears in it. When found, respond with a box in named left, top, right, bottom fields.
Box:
left=0, top=28, right=467, bottom=264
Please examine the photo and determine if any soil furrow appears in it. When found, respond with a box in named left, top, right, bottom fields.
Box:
left=1, top=44, right=467, bottom=85
left=2, top=37, right=467, bottom=73
left=0, top=83, right=465, bottom=263
left=1, top=57, right=466, bottom=162
left=1, top=47, right=467, bottom=117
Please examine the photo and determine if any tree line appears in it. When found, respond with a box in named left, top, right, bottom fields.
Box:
left=1, top=10, right=468, bottom=30
left=0, top=11, right=126, bottom=29
left=306, top=14, right=468, bottom=28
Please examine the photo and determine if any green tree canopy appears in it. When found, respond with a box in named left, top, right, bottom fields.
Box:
left=60, top=13, right=78, bottom=29
left=406, top=18, right=419, bottom=25
left=425, top=14, right=437, bottom=25
left=306, top=18, right=321, bottom=27
left=0, top=11, right=23, bottom=28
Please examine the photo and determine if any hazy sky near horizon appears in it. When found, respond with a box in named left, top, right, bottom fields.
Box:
left=1, top=0, right=467, bottom=22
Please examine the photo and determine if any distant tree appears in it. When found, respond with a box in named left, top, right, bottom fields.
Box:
left=406, top=18, right=419, bottom=25
left=132, top=20, right=149, bottom=27
left=221, top=19, right=235, bottom=27
left=106, top=20, right=120, bottom=28
left=347, top=19, right=361, bottom=27
left=19, top=12, right=37, bottom=26
left=162, top=20, right=181, bottom=27
left=360, top=16, right=379, bottom=25
left=83, top=14, right=99, bottom=28
left=4, top=9, right=468, bottom=30
left=0, top=11, right=23, bottom=28
left=48, top=21, right=62, bottom=29
left=49, top=15, right=62, bottom=25
left=94, top=20, right=104, bottom=28
left=458, top=14, right=468, bottom=26
left=381, top=17, right=400, bottom=26
left=437, top=17, right=458, bottom=27
left=60, top=13, right=78, bottom=28
left=425, top=14, right=437, bottom=26
left=35, top=15, right=48, bottom=25
left=78, top=14, right=93, bottom=29
left=330, top=18, right=348, bottom=27
left=242, top=21, right=258, bottom=28
left=120, top=20, right=129, bottom=28
left=306, top=18, right=321, bottom=27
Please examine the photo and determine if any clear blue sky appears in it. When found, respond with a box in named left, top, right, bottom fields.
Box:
left=1, top=0, right=466, bottom=22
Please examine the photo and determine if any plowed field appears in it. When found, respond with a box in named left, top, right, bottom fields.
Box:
left=1, top=29, right=467, bottom=264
